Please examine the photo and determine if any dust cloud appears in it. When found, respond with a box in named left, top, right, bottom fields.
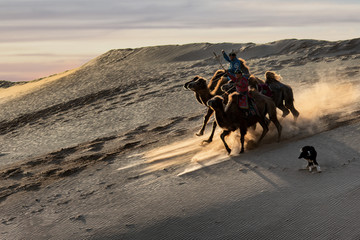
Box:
left=141, top=79, right=360, bottom=175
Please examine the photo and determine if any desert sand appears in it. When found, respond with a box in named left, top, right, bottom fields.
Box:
left=0, top=38, right=360, bottom=239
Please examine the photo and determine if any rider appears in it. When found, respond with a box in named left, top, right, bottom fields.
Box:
left=226, top=69, right=259, bottom=116
left=222, top=50, right=250, bottom=79
left=226, top=70, right=248, bottom=94
left=226, top=70, right=250, bottom=112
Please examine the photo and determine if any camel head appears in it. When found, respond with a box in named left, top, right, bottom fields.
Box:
left=248, top=75, right=267, bottom=91
left=184, top=76, right=207, bottom=92
left=265, top=71, right=282, bottom=84
left=207, top=96, right=225, bottom=110
left=248, top=76, right=259, bottom=89
left=184, top=76, right=198, bottom=90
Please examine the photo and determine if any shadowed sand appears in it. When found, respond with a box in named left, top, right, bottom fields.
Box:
left=0, top=38, right=360, bottom=239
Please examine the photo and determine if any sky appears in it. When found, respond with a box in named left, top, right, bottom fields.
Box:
left=1, top=0, right=360, bottom=82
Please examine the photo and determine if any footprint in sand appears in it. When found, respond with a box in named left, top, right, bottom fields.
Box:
left=238, top=168, right=248, bottom=173
left=1, top=217, right=16, bottom=225
left=70, top=215, right=86, bottom=223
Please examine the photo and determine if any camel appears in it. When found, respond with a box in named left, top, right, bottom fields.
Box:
left=207, top=92, right=271, bottom=154
left=249, top=89, right=282, bottom=141
left=183, top=70, right=227, bottom=143
left=248, top=71, right=299, bottom=121
left=183, top=58, right=251, bottom=142
left=220, top=81, right=282, bottom=141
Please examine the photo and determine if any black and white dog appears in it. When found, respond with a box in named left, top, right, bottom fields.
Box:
left=298, top=146, right=321, bottom=172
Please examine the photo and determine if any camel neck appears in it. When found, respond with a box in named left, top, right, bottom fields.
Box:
left=199, top=89, right=213, bottom=105
left=213, top=107, right=228, bottom=128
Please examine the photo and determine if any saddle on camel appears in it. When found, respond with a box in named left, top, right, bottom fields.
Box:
left=257, top=83, right=273, bottom=98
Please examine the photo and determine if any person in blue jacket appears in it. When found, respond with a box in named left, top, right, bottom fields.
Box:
left=221, top=50, right=250, bottom=79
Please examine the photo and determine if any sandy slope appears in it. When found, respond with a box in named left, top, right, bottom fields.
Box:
left=0, top=38, right=360, bottom=239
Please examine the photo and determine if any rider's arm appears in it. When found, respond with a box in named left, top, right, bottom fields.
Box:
left=222, top=51, right=231, bottom=62
left=227, top=73, right=237, bottom=83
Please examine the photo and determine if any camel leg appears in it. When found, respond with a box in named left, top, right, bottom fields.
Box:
left=271, top=118, right=282, bottom=142
left=289, top=105, right=300, bottom=122
left=220, top=130, right=232, bottom=154
left=277, top=104, right=290, bottom=118
left=196, top=108, right=213, bottom=136
left=264, top=116, right=271, bottom=126
left=256, top=118, right=269, bottom=144
left=239, top=128, right=247, bottom=153
left=284, top=99, right=300, bottom=121
left=203, top=121, right=217, bottom=144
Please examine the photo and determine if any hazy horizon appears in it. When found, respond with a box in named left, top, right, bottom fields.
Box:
left=1, top=0, right=359, bottom=82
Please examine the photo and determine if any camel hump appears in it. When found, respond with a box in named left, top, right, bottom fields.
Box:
left=229, top=91, right=240, bottom=99
left=249, top=75, right=265, bottom=84
left=208, top=69, right=226, bottom=91
left=225, top=92, right=240, bottom=112
left=238, top=58, right=250, bottom=75
left=238, top=57, right=246, bottom=63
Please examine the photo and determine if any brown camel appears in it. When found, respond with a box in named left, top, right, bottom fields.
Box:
left=220, top=81, right=282, bottom=142
left=249, top=89, right=282, bottom=141
left=248, top=71, right=300, bottom=121
left=207, top=93, right=270, bottom=154
left=183, top=58, right=251, bottom=142
left=183, top=70, right=228, bottom=143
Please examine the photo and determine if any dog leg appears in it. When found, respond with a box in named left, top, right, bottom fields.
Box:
left=306, top=159, right=313, bottom=172
left=308, top=159, right=321, bottom=173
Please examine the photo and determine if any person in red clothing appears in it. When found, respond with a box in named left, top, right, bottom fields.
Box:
left=226, top=69, right=249, bottom=110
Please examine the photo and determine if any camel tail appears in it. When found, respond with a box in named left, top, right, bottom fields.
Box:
left=283, top=84, right=295, bottom=105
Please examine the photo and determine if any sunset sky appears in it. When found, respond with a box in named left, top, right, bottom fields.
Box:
left=1, top=0, right=359, bottom=82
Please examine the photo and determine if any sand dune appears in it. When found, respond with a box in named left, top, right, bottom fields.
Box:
left=0, top=38, right=359, bottom=239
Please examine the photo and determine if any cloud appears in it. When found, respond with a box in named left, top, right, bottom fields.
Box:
left=1, top=0, right=359, bottom=81
left=2, top=0, right=359, bottom=34
left=1, top=0, right=359, bottom=45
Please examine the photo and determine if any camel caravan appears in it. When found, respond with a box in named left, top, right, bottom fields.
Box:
left=183, top=50, right=299, bottom=154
